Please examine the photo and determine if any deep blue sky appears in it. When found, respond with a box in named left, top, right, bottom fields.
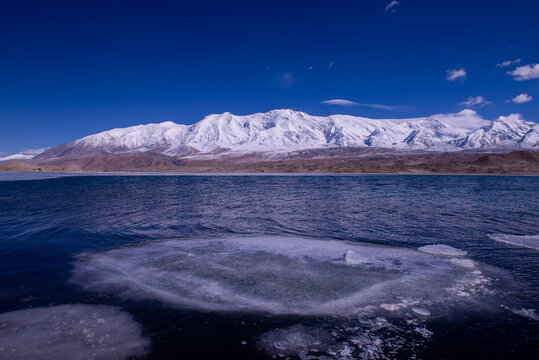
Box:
left=1, top=0, right=538, bottom=154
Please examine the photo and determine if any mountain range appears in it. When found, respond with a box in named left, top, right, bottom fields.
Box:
left=1, top=109, right=538, bottom=174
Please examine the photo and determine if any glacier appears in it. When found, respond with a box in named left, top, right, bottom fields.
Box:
left=30, top=109, right=538, bottom=161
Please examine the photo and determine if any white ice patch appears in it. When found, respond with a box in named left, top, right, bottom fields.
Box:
left=446, top=269, right=491, bottom=298
left=501, top=305, right=539, bottom=321
left=72, top=236, right=491, bottom=316
left=450, top=258, right=475, bottom=269
left=488, top=234, right=539, bottom=250
left=511, top=308, right=539, bottom=321
left=0, top=304, right=149, bottom=360
left=412, top=307, right=431, bottom=316
left=257, top=325, right=335, bottom=359
left=258, top=315, right=434, bottom=360
left=344, top=250, right=369, bottom=265
left=418, top=244, right=467, bottom=256
left=380, top=298, right=420, bottom=312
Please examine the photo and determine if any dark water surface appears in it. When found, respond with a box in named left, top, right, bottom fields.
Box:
left=0, top=174, right=537, bottom=359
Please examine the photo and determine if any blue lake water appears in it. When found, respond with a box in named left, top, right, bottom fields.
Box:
left=0, top=174, right=537, bottom=359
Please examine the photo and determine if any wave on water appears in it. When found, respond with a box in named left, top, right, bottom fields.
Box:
left=70, top=235, right=514, bottom=359
left=488, top=234, right=539, bottom=250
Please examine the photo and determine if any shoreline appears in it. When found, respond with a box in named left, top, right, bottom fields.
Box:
left=1, top=150, right=538, bottom=177
left=1, top=171, right=538, bottom=182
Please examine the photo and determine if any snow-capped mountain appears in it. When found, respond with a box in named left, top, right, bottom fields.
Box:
left=454, top=114, right=535, bottom=148
left=0, top=148, right=49, bottom=162
left=31, top=109, right=537, bottom=161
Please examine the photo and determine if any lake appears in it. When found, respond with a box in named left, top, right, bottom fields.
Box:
left=0, top=174, right=537, bottom=359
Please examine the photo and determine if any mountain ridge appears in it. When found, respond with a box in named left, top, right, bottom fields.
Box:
left=24, top=109, right=537, bottom=163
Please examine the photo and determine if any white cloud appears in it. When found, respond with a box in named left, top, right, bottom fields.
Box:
left=321, top=99, right=358, bottom=106
left=328, top=61, right=335, bottom=69
left=432, top=109, right=490, bottom=130
left=308, top=65, right=313, bottom=70
left=496, top=58, right=521, bottom=68
left=511, top=93, right=533, bottom=103
left=460, top=96, right=491, bottom=107
left=507, top=63, right=539, bottom=81
left=384, top=1, right=400, bottom=12
left=446, top=68, right=467, bottom=81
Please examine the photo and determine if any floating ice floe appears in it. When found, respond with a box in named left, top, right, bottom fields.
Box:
left=501, top=305, right=539, bottom=321
left=511, top=308, right=539, bottom=321
left=258, top=315, right=435, bottom=360
left=0, top=304, right=150, bottom=360
left=257, top=325, right=335, bottom=358
left=412, top=307, right=431, bottom=316
left=418, top=244, right=467, bottom=256
left=70, top=236, right=508, bottom=360
left=488, top=234, right=539, bottom=250
left=450, top=258, right=475, bottom=269
left=344, top=250, right=369, bottom=265
left=72, top=236, right=491, bottom=316
left=414, top=327, right=433, bottom=339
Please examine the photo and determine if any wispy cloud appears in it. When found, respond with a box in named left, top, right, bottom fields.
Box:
left=23, top=147, right=49, bottom=154
left=328, top=61, right=335, bottom=69
left=446, top=68, right=467, bottom=81
left=507, top=63, right=539, bottom=81
left=496, top=58, right=521, bottom=68
left=384, top=1, right=400, bottom=12
left=356, top=103, right=410, bottom=111
left=321, top=99, right=411, bottom=112
left=510, top=93, right=533, bottom=103
left=321, top=99, right=358, bottom=106
left=460, top=96, right=491, bottom=107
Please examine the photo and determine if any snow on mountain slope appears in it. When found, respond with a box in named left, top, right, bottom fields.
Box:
left=34, top=109, right=538, bottom=161
left=75, top=121, right=190, bottom=152
left=0, top=148, right=48, bottom=162
left=455, top=114, right=534, bottom=148
left=36, top=122, right=190, bottom=159
left=519, top=123, right=539, bottom=148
